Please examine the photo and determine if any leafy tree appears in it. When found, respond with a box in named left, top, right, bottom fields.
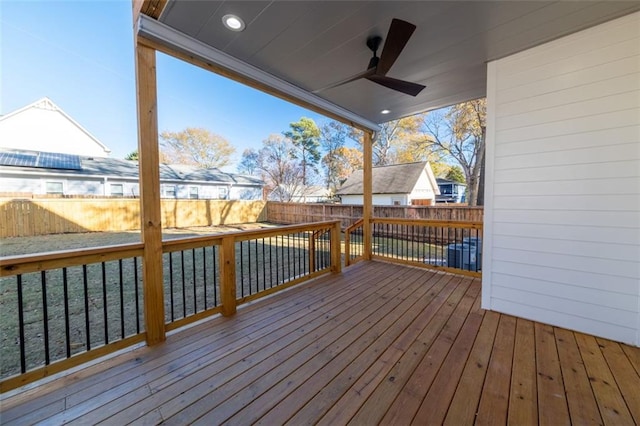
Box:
left=159, top=127, right=235, bottom=168
left=320, top=121, right=362, bottom=192
left=283, top=117, right=321, bottom=185
left=237, top=148, right=259, bottom=175
left=418, top=99, right=486, bottom=205
left=445, top=165, right=466, bottom=183
left=124, top=150, right=139, bottom=161
left=330, top=146, right=363, bottom=183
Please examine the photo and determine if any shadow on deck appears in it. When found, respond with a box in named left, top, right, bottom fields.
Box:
left=1, top=261, right=639, bottom=425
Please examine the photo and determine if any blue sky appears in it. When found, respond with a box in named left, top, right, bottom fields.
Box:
left=1, top=1, right=328, bottom=168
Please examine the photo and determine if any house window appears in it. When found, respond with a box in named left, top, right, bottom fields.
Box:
left=45, top=181, right=63, bottom=195
left=218, top=187, right=228, bottom=200
left=164, top=185, right=176, bottom=198
left=189, top=186, right=199, bottom=199
left=110, top=184, right=124, bottom=197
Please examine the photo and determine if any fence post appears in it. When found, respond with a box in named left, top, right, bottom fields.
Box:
left=331, top=221, right=342, bottom=273
left=220, top=236, right=237, bottom=316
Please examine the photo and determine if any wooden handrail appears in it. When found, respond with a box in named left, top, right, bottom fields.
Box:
left=0, top=243, right=145, bottom=277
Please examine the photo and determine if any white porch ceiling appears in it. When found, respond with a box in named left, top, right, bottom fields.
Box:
left=147, top=1, right=640, bottom=124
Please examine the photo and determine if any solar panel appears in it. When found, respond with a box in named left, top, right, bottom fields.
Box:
left=0, top=152, right=38, bottom=167
left=37, top=152, right=82, bottom=170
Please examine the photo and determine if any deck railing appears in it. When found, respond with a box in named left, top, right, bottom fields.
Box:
left=343, top=218, right=483, bottom=277
left=344, top=219, right=364, bottom=266
left=0, top=221, right=341, bottom=391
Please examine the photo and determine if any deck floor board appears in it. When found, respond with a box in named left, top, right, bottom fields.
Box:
left=1, top=261, right=639, bottom=426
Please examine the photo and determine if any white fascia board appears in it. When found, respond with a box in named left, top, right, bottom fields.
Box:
left=137, top=15, right=380, bottom=133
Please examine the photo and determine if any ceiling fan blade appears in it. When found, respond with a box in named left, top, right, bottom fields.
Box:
left=366, top=74, right=425, bottom=97
left=313, top=68, right=376, bottom=93
left=376, top=18, right=416, bottom=76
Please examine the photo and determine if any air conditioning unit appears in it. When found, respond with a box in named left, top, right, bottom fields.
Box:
left=447, top=242, right=479, bottom=272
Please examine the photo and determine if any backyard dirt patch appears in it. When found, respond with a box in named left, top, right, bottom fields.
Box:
left=0, top=223, right=278, bottom=257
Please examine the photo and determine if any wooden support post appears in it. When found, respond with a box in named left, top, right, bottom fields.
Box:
left=135, top=41, right=165, bottom=344
left=309, top=232, right=316, bottom=273
left=220, top=236, right=237, bottom=316
left=363, top=131, right=373, bottom=260
left=331, top=221, right=342, bottom=273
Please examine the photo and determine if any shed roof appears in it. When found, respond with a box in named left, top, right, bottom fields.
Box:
left=337, top=161, right=433, bottom=195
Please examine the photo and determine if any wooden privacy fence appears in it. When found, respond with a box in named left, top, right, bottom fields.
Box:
left=0, top=199, right=267, bottom=238
left=266, top=202, right=483, bottom=228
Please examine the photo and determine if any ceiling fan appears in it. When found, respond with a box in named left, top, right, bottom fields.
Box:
left=314, top=18, right=426, bottom=97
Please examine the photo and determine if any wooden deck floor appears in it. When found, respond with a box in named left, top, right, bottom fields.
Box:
left=1, top=261, right=639, bottom=425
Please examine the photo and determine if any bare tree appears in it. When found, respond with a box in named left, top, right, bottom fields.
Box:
left=418, top=99, right=486, bottom=205
left=256, top=135, right=306, bottom=202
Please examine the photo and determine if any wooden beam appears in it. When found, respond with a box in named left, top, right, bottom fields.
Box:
left=137, top=36, right=375, bottom=134
left=331, top=221, right=342, bottom=273
left=133, top=0, right=167, bottom=25
left=220, top=236, right=237, bottom=316
left=363, top=131, right=373, bottom=260
left=135, top=42, right=165, bottom=345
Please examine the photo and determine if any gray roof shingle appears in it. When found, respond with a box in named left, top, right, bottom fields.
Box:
left=336, top=161, right=429, bottom=195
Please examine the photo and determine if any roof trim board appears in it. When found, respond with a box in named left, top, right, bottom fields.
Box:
left=137, top=15, right=380, bottom=133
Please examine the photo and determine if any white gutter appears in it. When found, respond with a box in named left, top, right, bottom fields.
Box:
left=137, top=15, right=380, bottom=133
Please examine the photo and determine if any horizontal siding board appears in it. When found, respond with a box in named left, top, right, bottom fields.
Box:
left=492, top=209, right=640, bottom=228
left=493, top=223, right=640, bottom=246
left=497, top=56, right=640, bottom=105
left=494, top=160, right=640, bottom=183
left=495, top=125, right=640, bottom=157
left=493, top=177, right=640, bottom=197
left=491, top=247, right=640, bottom=279
left=495, top=109, right=639, bottom=144
left=491, top=260, right=638, bottom=296
left=492, top=235, right=640, bottom=263
left=492, top=273, right=638, bottom=311
left=492, top=194, right=640, bottom=211
left=494, top=142, right=640, bottom=170
left=492, top=285, right=637, bottom=327
left=496, top=74, right=640, bottom=119
left=495, top=12, right=640, bottom=77
left=490, top=299, right=637, bottom=345
left=497, top=38, right=640, bottom=91
left=496, top=90, right=640, bottom=131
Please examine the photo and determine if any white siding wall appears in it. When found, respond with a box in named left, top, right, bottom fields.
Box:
left=408, top=170, right=437, bottom=204
left=0, top=103, right=110, bottom=157
left=484, top=12, right=640, bottom=345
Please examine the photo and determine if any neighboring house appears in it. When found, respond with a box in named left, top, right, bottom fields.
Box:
left=289, top=186, right=332, bottom=203
left=0, top=148, right=264, bottom=200
left=0, top=98, right=111, bottom=157
left=336, top=162, right=440, bottom=206
left=435, top=178, right=466, bottom=203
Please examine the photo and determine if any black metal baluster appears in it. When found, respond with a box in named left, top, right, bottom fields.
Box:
left=192, top=248, right=197, bottom=313
left=212, top=246, right=218, bottom=306
left=269, top=236, right=274, bottom=288
left=181, top=251, right=186, bottom=318
left=82, top=266, right=91, bottom=351
left=240, top=241, right=245, bottom=297
left=42, top=270, right=51, bottom=363
left=255, top=239, right=259, bottom=293
left=102, top=262, right=108, bottom=344
left=134, top=257, right=140, bottom=333
left=119, top=260, right=125, bottom=339
left=248, top=240, right=252, bottom=295
left=287, top=234, right=291, bottom=281
left=62, top=268, right=71, bottom=358
left=203, top=247, right=208, bottom=309
left=169, top=252, right=175, bottom=321
left=17, top=275, right=26, bottom=373
left=262, top=238, right=266, bottom=291
left=274, top=236, right=279, bottom=287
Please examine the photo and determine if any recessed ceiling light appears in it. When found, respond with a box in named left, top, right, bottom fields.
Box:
left=222, top=14, right=245, bottom=32
left=381, top=109, right=391, bottom=114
